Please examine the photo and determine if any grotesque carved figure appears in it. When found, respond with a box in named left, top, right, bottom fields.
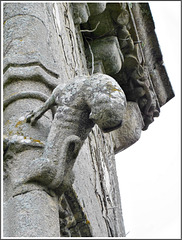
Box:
left=25, top=73, right=127, bottom=192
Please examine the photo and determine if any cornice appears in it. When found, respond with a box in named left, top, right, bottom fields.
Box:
left=71, top=2, right=174, bottom=130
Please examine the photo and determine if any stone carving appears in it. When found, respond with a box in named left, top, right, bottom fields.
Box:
left=71, top=3, right=106, bottom=25
left=80, top=3, right=160, bottom=130
left=119, top=54, right=160, bottom=130
left=85, top=36, right=124, bottom=76
left=24, top=73, right=127, bottom=191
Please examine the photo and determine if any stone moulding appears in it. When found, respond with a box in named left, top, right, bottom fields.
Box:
left=130, top=3, right=175, bottom=106
left=3, top=61, right=59, bottom=80
left=3, top=91, right=49, bottom=110
left=3, top=65, right=58, bottom=89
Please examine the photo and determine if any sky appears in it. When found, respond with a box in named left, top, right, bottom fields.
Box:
left=115, top=1, right=181, bottom=239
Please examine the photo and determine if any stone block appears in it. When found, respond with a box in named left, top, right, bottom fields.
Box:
left=88, top=3, right=106, bottom=16
left=71, top=3, right=90, bottom=24
left=86, top=8, right=115, bottom=38
left=88, top=60, right=106, bottom=75
left=111, top=101, right=144, bottom=154
left=86, top=36, right=124, bottom=75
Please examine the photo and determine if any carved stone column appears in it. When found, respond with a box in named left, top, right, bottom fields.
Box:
left=3, top=2, right=87, bottom=237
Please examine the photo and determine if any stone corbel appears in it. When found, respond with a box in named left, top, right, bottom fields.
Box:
left=88, top=3, right=106, bottom=16
left=85, top=36, right=124, bottom=75
left=79, top=3, right=160, bottom=130
left=71, top=3, right=106, bottom=25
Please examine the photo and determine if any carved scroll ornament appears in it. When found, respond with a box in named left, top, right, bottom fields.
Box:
left=24, top=73, right=127, bottom=192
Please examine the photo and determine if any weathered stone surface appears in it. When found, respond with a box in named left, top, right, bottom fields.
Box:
left=85, top=7, right=116, bottom=38
left=24, top=73, right=126, bottom=191
left=71, top=3, right=90, bottom=25
left=88, top=3, right=106, bottom=16
left=86, top=36, right=124, bottom=75
left=72, top=125, right=126, bottom=237
left=81, top=3, right=174, bottom=130
left=3, top=3, right=59, bottom=79
left=3, top=2, right=174, bottom=238
left=111, top=102, right=144, bottom=154
left=88, top=60, right=106, bottom=75
left=3, top=2, right=126, bottom=237
left=3, top=190, right=60, bottom=237
left=3, top=2, right=91, bottom=237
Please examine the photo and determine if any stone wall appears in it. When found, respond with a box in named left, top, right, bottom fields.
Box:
left=3, top=2, right=174, bottom=237
left=3, top=3, right=126, bottom=237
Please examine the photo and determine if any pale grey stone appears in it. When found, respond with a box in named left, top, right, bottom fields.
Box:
left=25, top=73, right=127, bottom=190
left=72, top=125, right=126, bottom=237
left=4, top=2, right=173, bottom=238
left=111, top=102, right=144, bottom=154
left=71, top=3, right=90, bottom=24
left=3, top=190, right=60, bottom=237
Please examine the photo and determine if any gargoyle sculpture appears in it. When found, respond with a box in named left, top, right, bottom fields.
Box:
left=25, top=73, right=127, bottom=191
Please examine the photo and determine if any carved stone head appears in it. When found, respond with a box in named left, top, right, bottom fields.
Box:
left=86, top=73, right=127, bottom=132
